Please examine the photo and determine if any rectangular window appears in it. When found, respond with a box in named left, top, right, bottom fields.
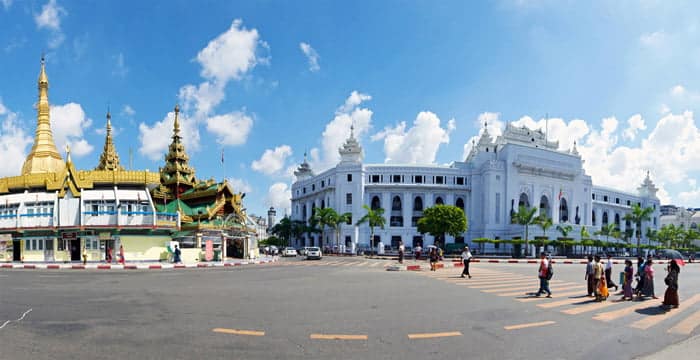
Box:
left=615, top=198, right=620, bottom=204
left=25, top=240, right=30, bottom=250
left=321, top=180, right=325, bottom=188
left=495, top=193, right=501, bottom=224
left=346, top=193, right=352, bottom=205
left=32, top=239, right=37, bottom=250
left=435, top=176, right=444, bottom=184
left=603, top=195, right=608, bottom=202
left=312, top=184, right=315, bottom=191
left=371, top=175, right=380, bottom=183
left=456, top=177, right=464, bottom=185
left=626, top=200, right=631, bottom=206
left=415, top=175, right=423, bottom=184
left=38, top=239, right=43, bottom=250
left=346, top=216, right=352, bottom=225
left=592, top=194, right=596, bottom=200
left=303, top=188, right=306, bottom=194
left=392, top=175, right=401, bottom=183
left=347, top=174, right=352, bottom=182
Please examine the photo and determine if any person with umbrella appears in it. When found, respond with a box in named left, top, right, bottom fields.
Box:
left=661, top=259, right=681, bottom=310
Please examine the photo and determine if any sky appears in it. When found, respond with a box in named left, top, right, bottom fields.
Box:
left=1, top=0, right=700, bottom=221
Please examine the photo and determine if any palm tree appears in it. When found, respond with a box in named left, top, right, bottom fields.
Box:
left=511, top=206, right=538, bottom=257
left=624, top=204, right=654, bottom=256
left=535, top=215, right=553, bottom=256
left=356, top=204, right=386, bottom=256
left=312, top=208, right=339, bottom=251
left=595, top=223, right=619, bottom=243
left=557, top=224, right=573, bottom=238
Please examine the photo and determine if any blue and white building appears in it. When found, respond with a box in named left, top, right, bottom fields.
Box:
left=290, top=124, right=661, bottom=253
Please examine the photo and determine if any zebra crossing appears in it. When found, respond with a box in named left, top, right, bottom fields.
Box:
left=273, top=258, right=388, bottom=268
left=416, top=266, right=700, bottom=336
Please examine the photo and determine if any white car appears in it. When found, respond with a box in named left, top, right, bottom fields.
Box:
left=283, top=247, right=297, bottom=257
left=306, top=247, right=322, bottom=260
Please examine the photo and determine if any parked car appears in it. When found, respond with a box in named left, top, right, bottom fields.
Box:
left=306, top=247, right=322, bottom=260
left=283, top=247, right=297, bottom=257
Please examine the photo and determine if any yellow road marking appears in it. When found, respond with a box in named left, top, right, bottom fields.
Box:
left=355, top=261, right=369, bottom=267
left=369, top=262, right=381, bottom=267
left=561, top=299, right=619, bottom=315
left=537, top=296, right=592, bottom=309
left=499, top=284, right=582, bottom=296
left=310, top=333, right=368, bottom=340
left=630, top=293, right=700, bottom=330
left=212, top=328, right=265, bottom=336
left=668, top=308, right=700, bottom=335
left=517, top=288, right=585, bottom=301
left=407, top=331, right=462, bottom=339
left=504, top=321, right=556, bottom=330
left=593, top=299, right=662, bottom=322
left=467, top=280, right=563, bottom=289
left=457, top=276, right=531, bottom=283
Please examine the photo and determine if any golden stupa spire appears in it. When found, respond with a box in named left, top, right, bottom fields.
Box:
left=95, top=109, right=124, bottom=171
left=160, top=104, right=196, bottom=189
left=21, top=55, right=66, bottom=175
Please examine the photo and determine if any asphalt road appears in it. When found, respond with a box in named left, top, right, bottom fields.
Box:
left=1, top=257, right=699, bottom=360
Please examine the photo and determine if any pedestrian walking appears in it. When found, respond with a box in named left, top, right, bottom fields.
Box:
left=106, top=247, right=112, bottom=263
left=635, top=256, right=645, bottom=296
left=661, top=259, right=680, bottom=310
left=460, top=246, right=473, bottom=278
left=585, top=255, right=595, bottom=296
left=398, top=241, right=405, bottom=264
left=621, top=260, right=634, bottom=301
left=429, top=248, right=438, bottom=271
left=593, top=255, right=606, bottom=301
left=605, top=254, right=618, bottom=291
left=82, top=247, right=87, bottom=265
left=174, top=244, right=182, bottom=264
left=535, top=253, right=552, bottom=298
left=119, top=245, right=125, bottom=265
left=640, top=257, right=658, bottom=299
left=414, top=245, right=422, bottom=261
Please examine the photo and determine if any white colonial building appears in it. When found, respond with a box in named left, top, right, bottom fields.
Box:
left=290, top=124, right=661, bottom=254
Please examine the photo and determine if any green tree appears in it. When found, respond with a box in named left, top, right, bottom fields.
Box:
left=535, top=216, right=553, bottom=256
left=557, top=224, right=574, bottom=238
left=270, top=216, right=298, bottom=246
left=623, top=204, right=654, bottom=256
left=356, top=204, right=386, bottom=256
left=595, top=223, right=619, bottom=243
left=511, top=206, right=538, bottom=257
left=312, top=208, right=350, bottom=252
left=417, top=205, right=468, bottom=249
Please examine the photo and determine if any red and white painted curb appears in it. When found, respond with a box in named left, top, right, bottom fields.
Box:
left=0, top=258, right=278, bottom=270
left=386, top=258, right=671, bottom=271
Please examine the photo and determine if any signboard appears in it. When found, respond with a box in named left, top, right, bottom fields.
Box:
left=0, top=234, right=10, bottom=257
left=99, top=232, right=111, bottom=240
left=62, top=232, right=77, bottom=240
left=205, top=240, right=214, bottom=261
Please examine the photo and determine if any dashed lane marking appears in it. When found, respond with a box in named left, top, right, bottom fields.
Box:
left=630, top=293, right=700, bottom=330
left=369, top=262, right=382, bottom=267
left=516, top=288, right=586, bottom=301
left=668, top=308, right=700, bottom=335
left=537, top=295, right=593, bottom=309
left=212, top=328, right=265, bottom=336
left=497, top=284, right=583, bottom=296
left=407, top=331, right=462, bottom=339
left=465, top=280, right=564, bottom=289
left=310, top=333, right=368, bottom=340
left=503, top=321, right=556, bottom=330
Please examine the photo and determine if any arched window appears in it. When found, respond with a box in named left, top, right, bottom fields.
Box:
left=455, top=197, right=465, bottom=210
left=614, top=213, right=620, bottom=227
left=559, top=198, right=568, bottom=223
left=371, top=196, right=381, bottom=210
left=435, top=196, right=444, bottom=205
left=691, top=222, right=698, bottom=230
left=602, top=211, right=609, bottom=226
left=592, top=210, right=596, bottom=226
left=320, top=200, right=325, bottom=209
left=539, top=195, right=550, bottom=219
left=518, top=193, right=530, bottom=208
left=413, top=197, right=423, bottom=211
left=392, top=196, right=402, bottom=211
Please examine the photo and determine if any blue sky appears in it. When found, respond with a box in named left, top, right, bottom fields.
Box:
left=1, top=0, right=700, bottom=219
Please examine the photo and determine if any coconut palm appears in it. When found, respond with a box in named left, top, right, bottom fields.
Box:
left=623, top=204, right=654, bottom=256
left=511, top=206, right=538, bottom=257
left=356, top=204, right=386, bottom=256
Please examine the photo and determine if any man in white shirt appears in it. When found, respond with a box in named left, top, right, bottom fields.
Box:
left=605, top=254, right=619, bottom=291
left=398, top=241, right=405, bottom=264
left=460, top=246, right=473, bottom=278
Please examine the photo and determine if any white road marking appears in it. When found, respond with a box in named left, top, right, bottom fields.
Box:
left=0, top=308, right=33, bottom=330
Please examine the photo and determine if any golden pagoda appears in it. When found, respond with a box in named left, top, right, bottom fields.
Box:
left=95, top=110, right=124, bottom=171
left=21, top=56, right=66, bottom=175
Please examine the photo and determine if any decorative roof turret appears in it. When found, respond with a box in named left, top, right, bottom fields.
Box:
left=21, top=55, right=66, bottom=175
left=571, top=140, right=579, bottom=156
left=637, top=170, right=659, bottom=199
left=497, top=123, right=558, bottom=150
left=294, top=152, right=314, bottom=179
left=338, top=124, right=363, bottom=163
left=95, top=110, right=124, bottom=171
left=160, top=105, right=196, bottom=192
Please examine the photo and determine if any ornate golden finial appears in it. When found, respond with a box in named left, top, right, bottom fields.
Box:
left=173, top=104, right=181, bottom=134
left=65, top=144, right=72, bottom=163
left=95, top=108, right=123, bottom=171
left=21, top=56, right=65, bottom=175
left=161, top=104, right=195, bottom=189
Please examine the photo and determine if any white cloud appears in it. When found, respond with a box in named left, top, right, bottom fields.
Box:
left=309, top=91, right=373, bottom=171
left=622, top=114, right=647, bottom=141
left=266, top=182, right=291, bottom=215
left=140, top=20, right=265, bottom=156
left=205, top=111, right=253, bottom=146
left=50, top=103, right=93, bottom=158
left=299, top=42, right=320, bottom=72
left=138, top=108, right=200, bottom=161
left=196, top=19, right=261, bottom=84
left=639, top=30, right=666, bottom=47
left=462, top=112, right=505, bottom=160
left=671, top=84, right=686, bottom=96
left=373, top=111, right=455, bottom=164
left=34, top=0, right=66, bottom=49
left=251, top=145, right=293, bottom=175
left=121, top=104, right=135, bottom=117
left=0, top=100, right=33, bottom=176
left=112, top=53, right=129, bottom=77
left=228, top=177, right=252, bottom=194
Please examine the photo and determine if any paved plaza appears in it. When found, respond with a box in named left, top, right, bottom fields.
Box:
left=1, top=257, right=699, bottom=359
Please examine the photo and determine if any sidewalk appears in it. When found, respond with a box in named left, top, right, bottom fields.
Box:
left=385, top=258, right=677, bottom=271
left=0, top=256, right=278, bottom=270
left=638, top=334, right=700, bottom=360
